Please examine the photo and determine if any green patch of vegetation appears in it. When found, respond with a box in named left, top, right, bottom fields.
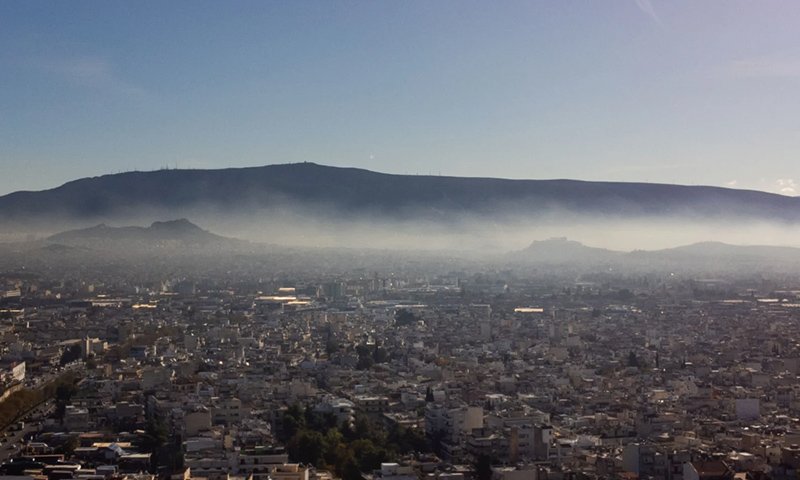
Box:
left=279, top=405, right=429, bottom=480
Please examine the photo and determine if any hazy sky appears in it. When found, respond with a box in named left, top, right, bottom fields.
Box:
left=2, top=1, right=800, bottom=196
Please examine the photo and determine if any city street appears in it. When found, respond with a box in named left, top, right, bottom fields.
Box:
left=0, top=401, right=53, bottom=463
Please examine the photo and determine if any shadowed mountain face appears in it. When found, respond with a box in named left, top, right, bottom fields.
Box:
left=1, top=163, right=799, bottom=226
left=3, top=163, right=800, bottom=250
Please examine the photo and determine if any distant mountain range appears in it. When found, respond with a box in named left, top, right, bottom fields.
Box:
left=0, top=219, right=258, bottom=273
left=47, top=219, right=234, bottom=249
left=515, top=237, right=800, bottom=266
left=38, top=220, right=800, bottom=267
left=24, top=219, right=260, bottom=260
left=517, top=237, right=622, bottom=263
left=1, top=163, right=799, bottom=232
left=2, top=216, right=800, bottom=273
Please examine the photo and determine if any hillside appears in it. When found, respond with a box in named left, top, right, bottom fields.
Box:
left=1, top=163, right=799, bottom=231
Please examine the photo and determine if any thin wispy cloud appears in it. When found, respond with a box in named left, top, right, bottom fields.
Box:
left=726, top=178, right=800, bottom=195
left=777, top=178, right=798, bottom=196
left=606, top=162, right=695, bottom=176
left=37, top=55, right=148, bottom=98
left=634, top=0, right=663, bottom=26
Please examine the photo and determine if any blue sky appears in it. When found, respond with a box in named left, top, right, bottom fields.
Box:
left=2, top=1, right=800, bottom=196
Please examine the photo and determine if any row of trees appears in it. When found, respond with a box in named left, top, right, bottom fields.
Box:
left=279, top=405, right=429, bottom=480
left=0, top=371, right=80, bottom=429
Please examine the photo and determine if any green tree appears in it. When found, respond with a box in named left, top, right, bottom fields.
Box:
left=351, top=439, right=388, bottom=473
left=388, top=423, right=428, bottom=454
left=322, top=428, right=345, bottom=466
left=59, top=344, right=82, bottom=365
left=287, top=430, right=325, bottom=466
left=58, top=436, right=80, bottom=456
left=356, top=355, right=374, bottom=370
left=627, top=351, right=640, bottom=368
left=280, top=415, right=301, bottom=443
left=475, top=455, right=493, bottom=480
left=279, top=404, right=307, bottom=442
left=137, top=417, right=169, bottom=453
left=342, top=457, right=363, bottom=480
left=353, top=415, right=385, bottom=444
left=373, top=345, right=389, bottom=364
left=325, top=339, right=340, bottom=355
left=54, top=382, right=78, bottom=420
left=394, top=309, right=418, bottom=327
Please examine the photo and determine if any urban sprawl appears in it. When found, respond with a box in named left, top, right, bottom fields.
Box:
left=1, top=265, right=798, bottom=480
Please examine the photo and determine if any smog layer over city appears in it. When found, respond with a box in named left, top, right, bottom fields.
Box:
left=3, top=2, right=800, bottom=480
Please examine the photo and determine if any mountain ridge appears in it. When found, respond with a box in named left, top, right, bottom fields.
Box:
left=515, top=237, right=800, bottom=265
left=0, top=162, right=800, bottom=211
left=2, top=163, right=800, bottom=248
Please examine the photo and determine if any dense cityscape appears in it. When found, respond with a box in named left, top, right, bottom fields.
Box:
left=2, top=256, right=800, bottom=480
left=4, top=1, right=800, bottom=480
